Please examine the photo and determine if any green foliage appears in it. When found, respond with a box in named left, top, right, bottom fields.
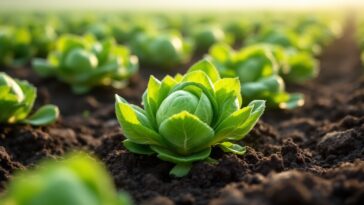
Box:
left=0, top=153, right=132, bottom=205
left=0, top=72, right=59, bottom=125
left=207, top=43, right=305, bottom=109
left=223, top=20, right=251, bottom=44
left=115, top=59, right=265, bottom=177
left=130, top=31, right=192, bottom=68
left=32, top=34, right=138, bottom=94
left=0, top=26, right=34, bottom=67
left=192, top=25, right=227, bottom=52
left=0, top=22, right=57, bottom=67
left=279, top=49, right=319, bottom=83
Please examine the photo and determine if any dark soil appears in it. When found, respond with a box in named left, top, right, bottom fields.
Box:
left=1, top=18, right=364, bottom=205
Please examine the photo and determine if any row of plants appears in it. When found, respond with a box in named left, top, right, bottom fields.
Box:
left=1, top=13, right=341, bottom=109
left=1, top=13, right=341, bottom=69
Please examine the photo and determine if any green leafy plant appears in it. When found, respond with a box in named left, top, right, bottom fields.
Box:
left=0, top=72, right=59, bottom=125
left=192, top=25, right=227, bottom=53
left=207, top=43, right=304, bottom=109
left=115, top=59, right=265, bottom=177
left=130, top=31, right=192, bottom=68
left=0, top=26, right=34, bottom=67
left=279, top=49, right=319, bottom=83
left=0, top=153, right=132, bottom=205
left=32, top=34, right=138, bottom=94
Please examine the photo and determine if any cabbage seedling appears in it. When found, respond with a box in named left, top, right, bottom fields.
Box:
left=32, top=35, right=138, bottom=94
left=207, top=43, right=304, bottom=109
left=0, top=153, right=132, bottom=205
left=115, top=59, right=265, bottom=177
left=0, top=72, right=59, bottom=125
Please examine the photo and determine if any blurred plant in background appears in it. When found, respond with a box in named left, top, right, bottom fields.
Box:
left=33, top=34, right=138, bottom=94
left=0, top=153, right=133, bottom=205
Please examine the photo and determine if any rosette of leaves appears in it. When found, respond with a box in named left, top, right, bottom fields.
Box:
left=115, top=59, right=265, bottom=177
left=0, top=153, right=132, bottom=205
left=0, top=72, right=59, bottom=125
left=32, top=35, right=138, bottom=94
left=207, top=43, right=304, bottom=109
left=130, top=31, right=192, bottom=68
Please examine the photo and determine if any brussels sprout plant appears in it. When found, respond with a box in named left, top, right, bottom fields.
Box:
left=0, top=153, right=132, bottom=205
left=207, top=43, right=304, bottom=109
left=0, top=72, right=59, bottom=125
left=130, top=31, right=192, bottom=68
left=33, top=35, right=138, bottom=94
left=115, top=60, right=265, bottom=177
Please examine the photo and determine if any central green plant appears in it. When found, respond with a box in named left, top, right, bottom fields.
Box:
left=115, top=60, right=265, bottom=177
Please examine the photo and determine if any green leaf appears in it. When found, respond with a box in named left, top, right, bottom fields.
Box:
left=115, top=99, right=163, bottom=146
left=23, top=105, right=59, bottom=126
left=12, top=80, right=37, bottom=122
left=143, top=76, right=161, bottom=128
left=158, top=111, right=214, bottom=155
left=213, top=78, right=242, bottom=126
left=123, top=139, right=154, bottom=155
left=229, top=100, right=265, bottom=140
left=209, top=43, right=232, bottom=63
left=151, top=145, right=211, bottom=164
left=187, top=59, right=221, bottom=82
left=181, top=70, right=214, bottom=93
left=213, top=100, right=265, bottom=143
left=218, top=142, right=247, bottom=155
left=216, top=106, right=252, bottom=133
left=193, top=92, right=213, bottom=125
left=158, top=75, right=178, bottom=105
left=170, top=163, right=192, bottom=177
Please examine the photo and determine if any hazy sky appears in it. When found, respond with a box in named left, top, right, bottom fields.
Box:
left=0, top=0, right=363, bottom=10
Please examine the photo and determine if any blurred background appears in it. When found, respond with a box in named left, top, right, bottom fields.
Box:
left=0, top=0, right=363, bottom=10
